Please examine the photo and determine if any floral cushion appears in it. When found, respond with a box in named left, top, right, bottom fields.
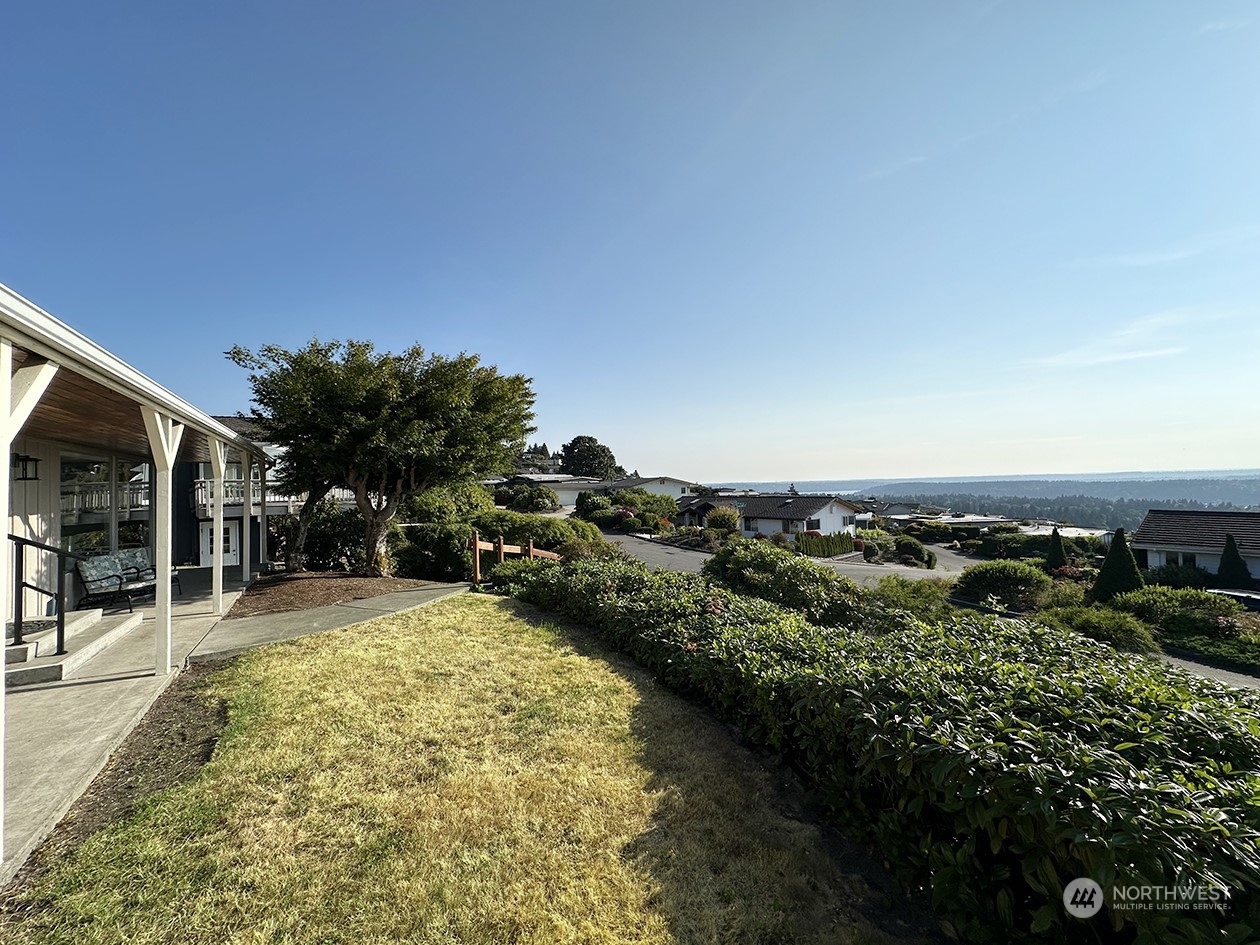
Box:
left=118, top=547, right=155, bottom=578
left=77, top=553, right=124, bottom=587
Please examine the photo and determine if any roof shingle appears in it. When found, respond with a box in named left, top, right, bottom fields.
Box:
left=1131, top=509, right=1260, bottom=555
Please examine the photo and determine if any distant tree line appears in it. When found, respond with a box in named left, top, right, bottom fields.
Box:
left=868, top=477, right=1260, bottom=505
left=871, top=493, right=1252, bottom=532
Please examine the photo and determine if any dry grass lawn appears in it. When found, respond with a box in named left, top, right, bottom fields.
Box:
left=3, top=595, right=933, bottom=945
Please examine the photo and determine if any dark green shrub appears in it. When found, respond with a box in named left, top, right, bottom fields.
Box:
left=960, top=539, right=982, bottom=554
left=954, top=560, right=1052, bottom=611
left=1038, top=605, right=1160, bottom=653
left=1089, top=528, right=1144, bottom=603
left=986, top=521, right=1020, bottom=534
left=702, top=538, right=867, bottom=628
left=393, top=523, right=472, bottom=581
left=586, top=508, right=619, bottom=530
left=469, top=509, right=599, bottom=550
left=607, top=487, right=679, bottom=522
left=1044, top=527, right=1068, bottom=571
left=618, top=516, right=643, bottom=533
left=401, top=481, right=495, bottom=524
left=485, top=556, right=555, bottom=594
left=575, top=490, right=612, bottom=518
left=1110, top=586, right=1243, bottom=638
left=300, top=499, right=366, bottom=572
left=1144, top=564, right=1212, bottom=589
left=509, top=557, right=1260, bottom=945
left=795, top=532, right=855, bottom=557
left=705, top=505, right=741, bottom=533
left=1217, top=533, right=1255, bottom=590
left=893, top=534, right=929, bottom=565
left=508, top=485, right=560, bottom=513
left=554, top=537, right=628, bottom=562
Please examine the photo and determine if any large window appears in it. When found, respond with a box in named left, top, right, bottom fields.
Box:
left=60, top=455, right=150, bottom=555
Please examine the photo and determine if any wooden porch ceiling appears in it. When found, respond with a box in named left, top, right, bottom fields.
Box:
left=13, top=348, right=253, bottom=464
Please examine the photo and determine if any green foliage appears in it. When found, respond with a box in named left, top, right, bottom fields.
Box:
left=559, top=435, right=620, bottom=479
left=1144, top=563, right=1212, bottom=589
left=617, top=516, right=643, bottom=533
left=702, top=539, right=867, bottom=628
left=893, top=534, right=931, bottom=567
left=1040, top=579, right=1087, bottom=609
left=575, top=490, right=611, bottom=517
left=585, top=508, right=619, bottom=530
left=979, top=531, right=1082, bottom=562
left=1217, top=533, right=1255, bottom=590
left=869, top=575, right=957, bottom=623
left=298, top=499, right=367, bottom=572
left=484, top=556, right=555, bottom=595
left=986, top=521, right=1021, bottom=534
left=1037, top=606, right=1160, bottom=654
left=401, top=481, right=495, bottom=524
left=903, top=520, right=981, bottom=543
left=704, top=505, right=741, bottom=533
left=1043, top=527, right=1068, bottom=571
left=794, top=532, right=855, bottom=557
left=606, top=487, right=679, bottom=521
left=1089, top=528, right=1145, bottom=604
left=393, top=523, right=473, bottom=582
left=508, top=485, right=560, bottom=513
left=470, top=509, right=600, bottom=550
left=228, top=339, right=535, bottom=575
left=509, top=556, right=1260, bottom=945
left=1110, top=586, right=1243, bottom=638
left=954, top=560, right=1052, bottom=611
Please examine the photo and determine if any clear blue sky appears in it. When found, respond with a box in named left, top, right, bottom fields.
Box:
left=5, top=2, right=1258, bottom=481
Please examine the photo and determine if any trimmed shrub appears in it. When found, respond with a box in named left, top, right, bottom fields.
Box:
left=1217, top=533, right=1255, bottom=590
left=575, top=490, right=612, bottom=518
left=893, top=534, right=930, bottom=566
left=1041, top=579, right=1087, bottom=609
left=1089, top=528, right=1144, bottom=603
left=394, top=523, right=472, bottom=582
left=300, top=500, right=366, bottom=572
left=1110, top=586, right=1244, bottom=639
left=954, top=560, right=1053, bottom=611
left=1044, top=527, right=1068, bottom=571
left=509, top=557, right=1260, bottom=944
left=704, top=505, right=741, bottom=533
left=606, top=487, right=679, bottom=522
left=618, top=516, right=643, bottom=533
left=508, top=485, right=560, bottom=513
left=1144, top=563, right=1212, bottom=589
left=795, top=532, right=855, bottom=557
left=1037, top=605, right=1160, bottom=654
left=470, top=509, right=601, bottom=550
left=702, top=538, right=867, bottom=628
left=401, top=481, right=495, bottom=524
left=870, top=575, right=957, bottom=623
left=484, top=556, right=555, bottom=594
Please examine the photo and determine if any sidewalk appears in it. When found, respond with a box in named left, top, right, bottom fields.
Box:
left=2, top=575, right=467, bottom=886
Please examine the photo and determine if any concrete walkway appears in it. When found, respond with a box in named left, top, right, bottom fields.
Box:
left=2, top=572, right=467, bottom=886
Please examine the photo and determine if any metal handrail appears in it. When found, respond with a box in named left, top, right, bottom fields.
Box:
left=8, top=534, right=87, bottom=654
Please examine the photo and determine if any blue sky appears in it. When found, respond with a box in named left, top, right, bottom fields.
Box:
left=5, top=2, right=1258, bottom=481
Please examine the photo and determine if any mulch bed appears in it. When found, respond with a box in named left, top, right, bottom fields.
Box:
left=225, top=571, right=434, bottom=618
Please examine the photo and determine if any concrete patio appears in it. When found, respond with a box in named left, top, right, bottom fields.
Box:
left=1, top=567, right=466, bottom=886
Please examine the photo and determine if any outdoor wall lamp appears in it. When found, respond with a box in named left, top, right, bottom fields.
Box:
left=12, top=453, right=40, bottom=481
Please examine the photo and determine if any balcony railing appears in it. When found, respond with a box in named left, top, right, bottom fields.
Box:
left=192, top=480, right=357, bottom=515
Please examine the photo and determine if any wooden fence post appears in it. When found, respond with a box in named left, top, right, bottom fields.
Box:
left=527, top=539, right=535, bottom=560
left=471, top=529, right=481, bottom=584
left=496, top=535, right=506, bottom=564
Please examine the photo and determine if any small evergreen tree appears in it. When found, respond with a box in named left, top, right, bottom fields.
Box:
left=1044, top=526, right=1068, bottom=571
left=1089, top=527, right=1144, bottom=603
left=1216, top=533, right=1254, bottom=590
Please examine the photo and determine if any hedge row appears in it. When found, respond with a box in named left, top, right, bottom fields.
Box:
left=509, top=556, right=1260, bottom=944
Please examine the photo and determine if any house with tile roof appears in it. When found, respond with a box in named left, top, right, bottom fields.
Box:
left=1130, top=509, right=1260, bottom=582
left=677, top=494, right=860, bottom=537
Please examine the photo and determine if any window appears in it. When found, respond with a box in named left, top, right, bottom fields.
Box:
left=781, top=519, right=791, bottom=533
left=1164, top=551, right=1196, bottom=567
left=805, top=518, right=821, bottom=530
left=745, top=517, right=757, bottom=532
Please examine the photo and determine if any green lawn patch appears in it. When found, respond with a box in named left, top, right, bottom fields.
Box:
left=2, top=596, right=926, bottom=945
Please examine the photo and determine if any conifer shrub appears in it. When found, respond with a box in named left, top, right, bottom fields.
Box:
left=1217, top=533, right=1255, bottom=590
left=704, top=505, right=741, bottom=533
left=954, top=560, right=1052, bottom=611
left=795, top=532, right=855, bottom=557
left=1044, top=527, right=1068, bottom=571
left=1089, top=528, right=1144, bottom=603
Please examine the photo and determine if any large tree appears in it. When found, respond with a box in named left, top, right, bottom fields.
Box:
left=559, top=435, right=622, bottom=479
left=229, top=340, right=535, bottom=575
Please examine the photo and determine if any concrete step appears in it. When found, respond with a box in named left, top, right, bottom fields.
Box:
left=5, top=611, right=144, bottom=688
left=5, top=610, right=104, bottom=664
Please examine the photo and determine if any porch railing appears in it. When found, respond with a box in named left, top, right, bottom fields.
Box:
left=192, top=480, right=358, bottom=514
left=8, top=534, right=85, bottom=654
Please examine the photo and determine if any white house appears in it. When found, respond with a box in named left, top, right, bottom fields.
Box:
left=1130, top=509, right=1260, bottom=582
left=503, top=474, right=606, bottom=506
left=599, top=476, right=703, bottom=500
left=677, top=494, right=860, bottom=537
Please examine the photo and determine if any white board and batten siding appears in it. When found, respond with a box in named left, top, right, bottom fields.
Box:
left=8, top=436, right=61, bottom=619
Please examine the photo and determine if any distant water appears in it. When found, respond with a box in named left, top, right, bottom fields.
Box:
left=714, top=469, right=1260, bottom=497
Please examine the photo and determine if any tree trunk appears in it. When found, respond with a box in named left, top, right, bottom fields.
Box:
left=363, top=516, right=391, bottom=577
left=287, top=483, right=333, bottom=572
left=348, top=473, right=401, bottom=577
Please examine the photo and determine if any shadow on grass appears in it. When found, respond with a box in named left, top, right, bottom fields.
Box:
left=496, top=597, right=944, bottom=945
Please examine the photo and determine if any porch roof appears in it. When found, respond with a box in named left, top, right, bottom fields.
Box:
left=1, top=283, right=265, bottom=464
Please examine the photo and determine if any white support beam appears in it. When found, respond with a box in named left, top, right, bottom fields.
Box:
left=7, top=356, right=58, bottom=441
left=259, top=459, right=269, bottom=566
left=208, top=435, right=226, bottom=615
left=0, top=340, right=13, bottom=863
left=239, top=449, right=252, bottom=583
left=141, top=406, right=184, bottom=675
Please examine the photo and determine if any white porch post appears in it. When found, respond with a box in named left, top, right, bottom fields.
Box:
left=259, top=458, right=268, bottom=566
left=141, top=407, right=184, bottom=675
left=208, top=436, right=226, bottom=615
left=239, top=449, right=251, bottom=583
left=0, top=339, right=59, bottom=863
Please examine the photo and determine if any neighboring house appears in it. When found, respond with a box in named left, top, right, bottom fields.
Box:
left=677, top=494, right=860, bottom=537
left=596, top=476, right=702, bottom=500
left=1130, top=509, right=1260, bottom=580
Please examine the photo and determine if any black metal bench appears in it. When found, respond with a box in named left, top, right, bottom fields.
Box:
left=75, top=551, right=158, bottom=612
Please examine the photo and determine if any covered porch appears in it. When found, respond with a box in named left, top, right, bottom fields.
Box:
left=0, top=283, right=270, bottom=870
